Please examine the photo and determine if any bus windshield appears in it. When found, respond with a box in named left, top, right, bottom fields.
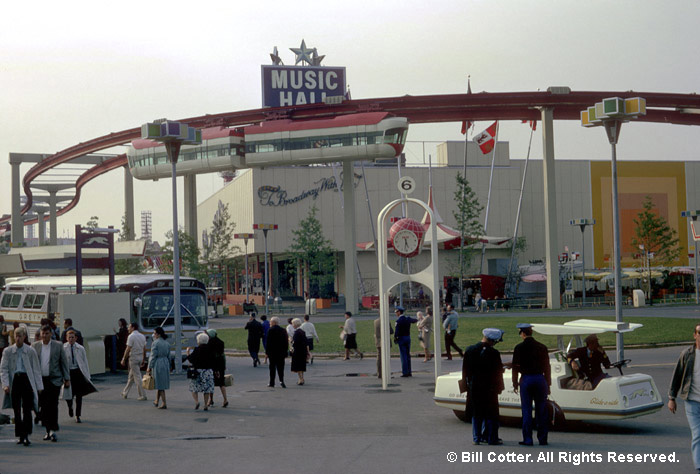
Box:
left=139, top=289, right=207, bottom=329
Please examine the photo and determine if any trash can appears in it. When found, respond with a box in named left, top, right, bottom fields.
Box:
left=633, top=289, right=646, bottom=307
left=305, top=298, right=317, bottom=315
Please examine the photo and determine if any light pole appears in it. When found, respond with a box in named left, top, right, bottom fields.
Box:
left=141, top=120, right=201, bottom=374
left=253, top=224, right=277, bottom=315
left=570, top=218, right=595, bottom=306
left=682, top=210, right=700, bottom=304
left=234, top=233, right=255, bottom=303
left=582, top=96, right=645, bottom=363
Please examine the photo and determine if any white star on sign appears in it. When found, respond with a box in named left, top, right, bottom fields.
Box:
left=290, top=39, right=315, bottom=65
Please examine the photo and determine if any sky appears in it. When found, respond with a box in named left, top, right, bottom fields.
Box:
left=2, top=0, right=700, bottom=243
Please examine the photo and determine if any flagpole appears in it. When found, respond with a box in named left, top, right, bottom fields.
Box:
left=480, top=122, right=499, bottom=274
left=459, top=123, right=470, bottom=311
left=506, top=123, right=535, bottom=297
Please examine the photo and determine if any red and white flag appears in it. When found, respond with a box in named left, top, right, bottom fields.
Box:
left=473, top=121, right=497, bottom=154
left=460, top=77, right=474, bottom=135
left=521, top=119, right=537, bottom=131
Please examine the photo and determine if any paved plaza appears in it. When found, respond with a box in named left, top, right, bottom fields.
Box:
left=1, top=306, right=698, bottom=473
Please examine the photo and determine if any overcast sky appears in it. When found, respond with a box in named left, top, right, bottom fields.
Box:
left=2, top=0, right=700, bottom=242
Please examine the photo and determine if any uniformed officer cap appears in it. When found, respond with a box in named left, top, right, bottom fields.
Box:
left=483, top=328, right=504, bottom=342
left=516, top=323, right=533, bottom=332
left=394, top=306, right=405, bottom=313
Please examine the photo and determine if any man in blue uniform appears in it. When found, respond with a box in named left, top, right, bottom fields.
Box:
left=512, top=323, right=551, bottom=446
left=462, top=328, right=505, bottom=445
left=394, top=307, right=417, bottom=377
left=567, top=334, right=610, bottom=388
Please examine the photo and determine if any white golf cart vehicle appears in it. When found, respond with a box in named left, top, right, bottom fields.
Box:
left=434, top=319, right=664, bottom=423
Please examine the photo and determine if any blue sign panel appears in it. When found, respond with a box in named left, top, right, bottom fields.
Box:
left=261, top=65, right=346, bottom=108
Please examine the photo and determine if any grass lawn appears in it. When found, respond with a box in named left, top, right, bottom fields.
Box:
left=216, top=316, right=697, bottom=355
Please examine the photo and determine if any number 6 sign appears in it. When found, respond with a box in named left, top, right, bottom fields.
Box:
left=397, top=176, right=416, bottom=195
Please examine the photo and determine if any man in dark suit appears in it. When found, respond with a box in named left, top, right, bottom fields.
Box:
left=32, top=325, right=70, bottom=442
left=60, top=318, right=83, bottom=345
left=244, top=313, right=264, bottom=367
left=265, top=317, right=288, bottom=388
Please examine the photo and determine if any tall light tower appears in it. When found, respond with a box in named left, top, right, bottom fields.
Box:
left=581, top=97, right=645, bottom=363
left=234, top=233, right=255, bottom=303
left=682, top=210, right=700, bottom=304
left=253, top=224, right=277, bottom=315
left=570, top=218, right=595, bottom=305
left=141, top=120, right=201, bottom=374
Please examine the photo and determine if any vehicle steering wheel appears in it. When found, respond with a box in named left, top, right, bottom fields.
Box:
left=610, top=359, right=632, bottom=376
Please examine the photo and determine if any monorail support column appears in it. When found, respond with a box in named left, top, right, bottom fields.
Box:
left=124, top=167, right=135, bottom=240
left=10, top=156, right=24, bottom=246
left=183, top=174, right=197, bottom=241
left=541, top=107, right=561, bottom=309
left=48, top=191, right=59, bottom=246
left=343, top=161, right=359, bottom=314
left=37, top=209, right=47, bottom=246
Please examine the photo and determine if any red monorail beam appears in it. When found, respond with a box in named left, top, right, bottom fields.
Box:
left=10, top=90, right=700, bottom=225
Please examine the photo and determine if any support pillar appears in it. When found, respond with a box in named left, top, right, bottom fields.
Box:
left=124, top=167, right=135, bottom=239
left=10, top=159, right=23, bottom=246
left=183, top=174, right=197, bottom=241
left=48, top=192, right=59, bottom=245
left=37, top=210, right=47, bottom=246
left=343, top=161, right=358, bottom=313
left=541, top=107, right=561, bottom=309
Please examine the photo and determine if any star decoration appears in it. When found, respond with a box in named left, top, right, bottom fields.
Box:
left=290, top=39, right=315, bottom=65
left=310, top=49, right=325, bottom=66
left=270, top=46, right=283, bottom=65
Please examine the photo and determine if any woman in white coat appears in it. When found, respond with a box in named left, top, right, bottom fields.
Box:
left=0, top=326, right=43, bottom=446
left=62, top=329, right=97, bottom=423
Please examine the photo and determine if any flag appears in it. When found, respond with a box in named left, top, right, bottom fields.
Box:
left=473, top=121, right=497, bottom=154
left=460, top=77, right=473, bottom=135
left=521, top=119, right=537, bottom=131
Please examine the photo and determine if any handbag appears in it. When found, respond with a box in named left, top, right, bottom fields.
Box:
left=142, top=374, right=155, bottom=390
left=186, top=367, right=198, bottom=379
left=224, top=374, right=234, bottom=387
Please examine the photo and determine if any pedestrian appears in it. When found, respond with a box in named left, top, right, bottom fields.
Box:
left=244, top=313, right=264, bottom=367
left=0, top=326, right=43, bottom=446
left=60, top=318, right=83, bottom=345
left=300, top=314, right=319, bottom=364
left=32, top=325, right=70, bottom=442
left=47, top=315, right=60, bottom=341
left=394, top=307, right=417, bottom=377
left=147, top=327, right=170, bottom=410
left=417, top=307, right=433, bottom=362
left=668, top=322, right=700, bottom=471
left=340, top=312, right=363, bottom=360
left=290, top=318, right=309, bottom=385
left=62, top=329, right=97, bottom=423
left=511, top=323, right=551, bottom=446
left=186, top=332, right=215, bottom=410
left=120, top=323, right=147, bottom=401
left=286, top=317, right=295, bottom=343
left=0, top=315, right=9, bottom=360
left=8, top=322, right=19, bottom=346
left=462, top=328, right=505, bottom=445
left=206, top=329, right=229, bottom=407
left=373, top=317, right=393, bottom=379
left=443, top=304, right=464, bottom=360
left=265, top=317, right=288, bottom=388
left=114, top=318, right=129, bottom=364
left=261, top=314, right=270, bottom=365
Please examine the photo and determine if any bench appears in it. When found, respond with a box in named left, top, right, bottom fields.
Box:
left=242, top=302, right=258, bottom=314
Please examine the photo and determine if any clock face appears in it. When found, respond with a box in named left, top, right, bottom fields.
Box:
left=393, top=229, right=420, bottom=256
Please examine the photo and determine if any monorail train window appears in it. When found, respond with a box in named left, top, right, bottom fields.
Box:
left=384, top=128, right=407, bottom=144
left=367, top=131, right=383, bottom=145
left=1, top=293, right=21, bottom=308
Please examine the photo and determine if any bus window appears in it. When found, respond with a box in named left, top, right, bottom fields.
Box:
left=1, top=293, right=21, bottom=308
left=23, top=294, right=36, bottom=308
left=32, top=294, right=46, bottom=309
left=139, top=290, right=207, bottom=329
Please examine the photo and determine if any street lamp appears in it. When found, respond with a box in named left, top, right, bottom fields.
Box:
left=570, top=218, right=595, bottom=306
left=681, top=210, right=700, bottom=304
left=141, top=120, right=201, bottom=374
left=253, top=224, right=277, bottom=315
left=234, top=233, right=255, bottom=304
left=581, top=96, right=646, bottom=363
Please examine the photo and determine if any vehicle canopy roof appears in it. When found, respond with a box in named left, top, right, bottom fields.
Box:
left=531, top=319, right=643, bottom=336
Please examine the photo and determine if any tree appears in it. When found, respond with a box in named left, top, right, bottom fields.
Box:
left=288, top=205, right=336, bottom=298
left=201, top=200, right=240, bottom=288
left=631, top=195, right=681, bottom=301
left=115, top=215, right=144, bottom=275
left=85, top=216, right=99, bottom=230
left=161, top=229, right=206, bottom=281
left=452, top=172, right=485, bottom=280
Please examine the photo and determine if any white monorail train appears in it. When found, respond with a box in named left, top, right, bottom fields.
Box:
left=127, top=112, right=408, bottom=180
